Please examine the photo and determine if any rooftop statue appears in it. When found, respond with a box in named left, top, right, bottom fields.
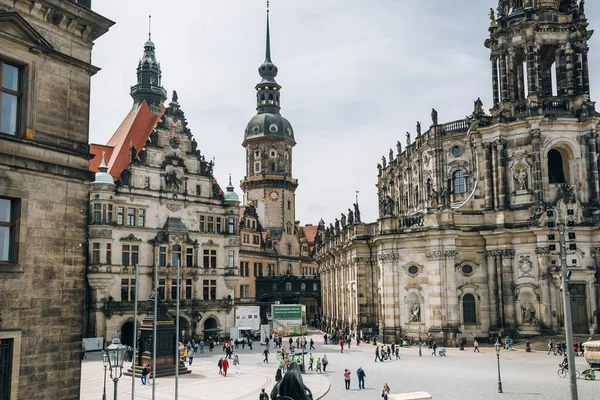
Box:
left=431, top=108, right=438, bottom=125
left=416, top=121, right=422, bottom=137
left=489, top=8, right=496, bottom=26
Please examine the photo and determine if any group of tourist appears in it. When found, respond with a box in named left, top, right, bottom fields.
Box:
left=547, top=338, right=591, bottom=357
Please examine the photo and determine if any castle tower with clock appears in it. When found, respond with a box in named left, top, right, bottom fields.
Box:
left=241, top=4, right=299, bottom=256
left=238, top=4, right=321, bottom=322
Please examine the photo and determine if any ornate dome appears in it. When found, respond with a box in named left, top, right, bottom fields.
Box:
left=244, top=113, right=295, bottom=144
left=93, top=153, right=114, bottom=185
left=224, top=174, right=240, bottom=202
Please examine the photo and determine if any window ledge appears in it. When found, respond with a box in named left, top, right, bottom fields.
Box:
left=0, top=263, right=24, bottom=278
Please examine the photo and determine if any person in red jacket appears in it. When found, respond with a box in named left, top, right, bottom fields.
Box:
left=340, top=339, right=345, bottom=353
left=222, top=357, right=230, bottom=377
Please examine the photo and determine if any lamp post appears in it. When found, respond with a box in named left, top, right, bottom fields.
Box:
left=494, top=339, right=503, bottom=393
left=102, top=352, right=108, bottom=400
left=106, top=337, right=127, bottom=400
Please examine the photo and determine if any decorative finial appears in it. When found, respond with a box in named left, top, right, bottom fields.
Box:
left=267, top=0, right=270, bottom=13
left=228, top=173, right=233, bottom=186
left=148, top=15, right=152, bottom=41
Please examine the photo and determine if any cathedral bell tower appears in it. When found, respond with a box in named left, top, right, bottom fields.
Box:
left=241, top=2, right=298, bottom=235
left=130, top=25, right=167, bottom=114
left=486, top=0, right=594, bottom=120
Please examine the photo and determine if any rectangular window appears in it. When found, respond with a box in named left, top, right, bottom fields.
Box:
left=210, top=250, right=216, bottom=268
left=254, top=162, right=261, bottom=173
left=107, top=204, right=113, bottom=224
left=185, top=279, right=193, bottom=299
left=267, top=264, right=275, bottom=276
left=186, top=248, right=194, bottom=267
left=228, top=217, right=235, bottom=234
left=106, top=243, right=112, bottom=265
left=171, top=278, right=179, bottom=300
left=287, top=200, right=291, bottom=210
left=92, top=203, right=101, bottom=223
left=117, top=207, right=124, bottom=225
left=0, top=197, right=17, bottom=262
left=91, top=243, right=100, bottom=264
left=196, top=185, right=201, bottom=195
left=158, top=278, right=166, bottom=299
left=254, top=262, right=263, bottom=277
left=203, top=279, right=217, bottom=300
left=252, top=235, right=260, bottom=245
left=243, top=234, right=249, bottom=244
left=240, top=284, right=249, bottom=298
left=127, top=208, right=136, bottom=226
left=138, top=209, right=145, bottom=227
left=227, top=250, right=234, bottom=268
left=240, top=261, right=249, bottom=277
left=216, top=217, right=222, bottom=233
left=203, top=249, right=217, bottom=269
left=144, top=177, right=151, bottom=189
left=120, top=278, right=136, bottom=301
left=0, top=61, right=22, bottom=136
left=131, top=245, right=139, bottom=266
left=207, top=216, right=214, bottom=233
left=159, top=246, right=167, bottom=267
left=121, top=245, right=130, bottom=266
left=0, top=337, right=14, bottom=398
left=199, top=215, right=205, bottom=232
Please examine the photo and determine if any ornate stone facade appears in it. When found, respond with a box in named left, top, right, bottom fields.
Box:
left=87, top=41, right=241, bottom=345
left=0, top=1, right=112, bottom=399
left=318, top=1, right=600, bottom=343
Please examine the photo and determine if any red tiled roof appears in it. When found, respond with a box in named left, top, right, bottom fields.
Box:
left=89, top=101, right=164, bottom=179
left=299, top=225, right=318, bottom=244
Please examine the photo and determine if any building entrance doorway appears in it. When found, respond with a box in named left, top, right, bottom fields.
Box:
left=120, top=321, right=135, bottom=347
left=569, top=284, right=589, bottom=334
left=204, top=317, right=218, bottom=339
left=0, top=338, right=14, bottom=400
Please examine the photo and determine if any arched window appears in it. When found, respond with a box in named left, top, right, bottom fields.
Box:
left=269, top=93, right=274, bottom=101
left=463, top=294, right=477, bottom=325
left=453, top=170, right=466, bottom=194
left=172, top=244, right=182, bottom=267
left=285, top=282, right=292, bottom=291
left=548, top=149, right=567, bottom=183
left=301, top=283, right=306, bottom=291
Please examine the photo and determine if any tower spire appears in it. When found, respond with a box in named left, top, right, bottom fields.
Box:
left=265, top=1, right=271, bottom=62
left=148, top=15, right=152, bottom=41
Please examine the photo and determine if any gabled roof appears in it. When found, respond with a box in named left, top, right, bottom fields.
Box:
left=163, top=218, right=188, bottom=232
left=89, top=101, right=164, bottom=179
left=299, top=225, right=318, bottom=244
left=0, top=12, right=53, bottom=51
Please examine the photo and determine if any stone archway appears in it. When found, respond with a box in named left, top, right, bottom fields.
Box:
left=120, top=320, right=135, bottom=347
left=203, top=316, right=219, bottom=339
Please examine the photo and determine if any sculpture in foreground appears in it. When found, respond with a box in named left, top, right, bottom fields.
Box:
left=271, top=362, right=313, bottom=400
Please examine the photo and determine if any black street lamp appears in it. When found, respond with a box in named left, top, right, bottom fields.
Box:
left=494, top=339, right=503, bottom=393
left=106, top=337, right=127, bottom=400
left=101, top=352, right=108, bottom=400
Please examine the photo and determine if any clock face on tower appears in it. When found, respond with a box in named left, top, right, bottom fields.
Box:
left=268, top=189, right=280, bottom=201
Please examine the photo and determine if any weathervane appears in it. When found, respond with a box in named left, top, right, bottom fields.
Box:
left=267, top=0, right=270, bottom=12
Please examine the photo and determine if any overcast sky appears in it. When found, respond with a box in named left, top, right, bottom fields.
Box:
left=89, top=0, right=600, bottom=226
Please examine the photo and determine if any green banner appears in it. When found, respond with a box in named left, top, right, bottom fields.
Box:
left=272, top=325, right=307, bottom=337
left=272, top=305, right=302, bottom=320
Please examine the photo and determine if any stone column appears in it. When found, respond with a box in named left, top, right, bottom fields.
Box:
left=499, top=51, right=509, bottom=101
left=557, top=47, right=568, bottom=97
left=587, top=130, right=599, bottom=205
left=566, top=45, right=576, bottom=96
left=497, top=140, right=508, bottom=210
left=501, top=250, right=517, bottom=329
left=492, top=56, right=500, bottom=105
left=444, top=251, right=460, bottom=328
left=426, top=251, right=445, bottom=329
left=535, top=248, right=554, bottom=330
left=526, top=43, right=538, bottom=94
left=582, top=50, right=590, bottom=94
left=484, top=143, right=494, bottom=209
left=486, top=251, right=500, bottom=329
left=575, top=51, right=584, bottom=94
left=516, top=57, right=526, bottom=100
left=496, top=254, right=505, bottom=328
left=492, top=143, right=500, bottom=210
left=507, top=47, right=516, bottom=101
left=531, top=129, right=543, bottom=203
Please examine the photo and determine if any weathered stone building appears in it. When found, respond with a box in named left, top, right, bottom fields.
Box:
left=0, top=1, right=112, bottom=398
left=87, top=38, right=241, bottom=344
left=318, top=0, right=600, bottom=344
left=236, top=6, right=320, bottom=323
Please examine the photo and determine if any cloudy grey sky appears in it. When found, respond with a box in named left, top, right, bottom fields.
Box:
left=89, top=0, right=600, bottom=226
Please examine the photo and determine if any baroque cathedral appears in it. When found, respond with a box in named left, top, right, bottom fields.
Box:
left=317, top=0, right=600, bottom=344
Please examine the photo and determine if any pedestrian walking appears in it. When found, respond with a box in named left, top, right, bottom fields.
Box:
left=382, top=383, right=391, bottom=400
left=308, top=353, right=314, bottom=371
left=357, top=367, right=366, bottom=389
left=209, top=340, right=214, bottom=352
left=81, top=344, right=87, bottom=360
left=418, top=340, right=422, bottom=357
left=432, top=341, right=438, bottom=356
left=222, top=357, right=230, bottom=377
left=474, top=340, right=480, bottom=353
left=218, top=357, right=223, bottom=375
left=395, top=346, right=400, bottom=360
left=278, top=357, right=285, bottom=372
left=547, top=340, right=554, bottom=355
left=310, top=338, right=315, bottom=350
left=316, top=357, right=322, bottom=373
left=141, top=364, right=148, bottom=385
left=259, top=388, right=269, bottom=400
left=322, top=355, right=328, bottom=372
left=248, top=337, right=253, bottom=350
left=189, top=349, right=195, bottom=365
left=343, top=368, right=351, bottom=390
left=375, top=346, right=381, bottom=362
left=340, top=339, right=344, bottom=353
left=324, top=333, right=328, bottom=345
left=262, top=347, right=269, bottom=363
left=233, top=354, right=240, bottom=373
